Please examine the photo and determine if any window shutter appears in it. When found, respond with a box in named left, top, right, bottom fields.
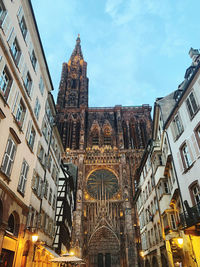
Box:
left=26, top=206, right=32, bottom=228
left=17, top=6, right=23, bottom=22
left=34, top=61, right=38, bottom=73
left=29, top=83, right=33, bottom=98
left=1, top=13, right=11, bottom=36
left=22, top=109, right=28, bottom=131
left=26, top=120, right=32, bottom=141
left=1, top=139, right=12, bottom=173
left=7, top=27, right=15, bottom=47
left=18, top=53, right=24, bottom=72
left=187, top=139, right=194, bottom=163
left=25, top=31, right=30, bottom=46
left=11, top=90, right=19, bottom=114
left=0, top=56, right=5, bottom=74
left=177, top=152, right=184, bottom=173
left=28, top=39, right=33, bottom=55
left=7, top=81, right=16, bottom=108
left=22, top=63, right=28, bottom=82
left=191, top=133, right=200, bottom=158
left=6, top=140, right=16, bottom=177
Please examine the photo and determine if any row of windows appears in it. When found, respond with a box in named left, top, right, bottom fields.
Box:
left=27, top=206, right=55, bottom=237
left=179, top=125, right=200, bottom=171
left=141, top=223, right=162, bottom=251
left=172, top=91, right=199, bottom=141
left=139, top=197, right=158, bottom=229
left=32, top=172, right=56, bottom=208
left=1, top=136, right=57, bottom=207
left=0, top=57, right=41, bottom=124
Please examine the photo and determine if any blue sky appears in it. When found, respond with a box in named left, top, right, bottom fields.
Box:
left=32, top=0, right=200, bottom=109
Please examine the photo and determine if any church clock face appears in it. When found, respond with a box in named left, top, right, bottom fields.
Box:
left=87, top=169, right=119, bottom=200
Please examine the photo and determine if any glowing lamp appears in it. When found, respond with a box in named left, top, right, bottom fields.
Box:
left=177, top=238, right=183, bottom=245
left=70, top=251, right=74, bottom=256
left=32, top=234, right=39, bottom=243
left=140, top=251, right=144, bottom=258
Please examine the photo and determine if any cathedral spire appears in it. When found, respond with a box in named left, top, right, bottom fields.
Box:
left=70, top=34, right=83, bottom=62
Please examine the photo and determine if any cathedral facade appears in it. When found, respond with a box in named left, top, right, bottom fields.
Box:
left=56, top=36, right=152, bottom=267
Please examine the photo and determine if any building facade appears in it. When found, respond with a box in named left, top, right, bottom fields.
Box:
left=56, top=36, right=152, bottom=267
left=0, top=1, right=63, bottom=266
left=135, top=48, right=200, bottom=267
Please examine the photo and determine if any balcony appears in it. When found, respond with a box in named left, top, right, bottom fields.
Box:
left=179, top=203, right=200, bottom=229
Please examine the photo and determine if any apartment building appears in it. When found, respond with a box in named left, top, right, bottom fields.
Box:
left=0, top=0, right=63, bottom=266
left=164, top=48, right=200, bottom=266
left=135, top=48, right=200, bottom=267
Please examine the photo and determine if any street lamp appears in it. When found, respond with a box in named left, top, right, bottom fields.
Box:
left=32, top=232, right=39, bottom=262
left=177, top=237, right=183, bottom=246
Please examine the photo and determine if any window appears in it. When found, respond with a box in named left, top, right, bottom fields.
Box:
left=0, top=66, right=12, bottom=98
left=44, top=180, right=49, bottom=199
left=39, top=76, right=44, bottom=95
left=32, top=172, right=43, bottom=198
left=28, top=126, right=36, bottom=150
left=19, top=16, right=27, bottom=39
left=52, top=194, right=56, bottom=210
left=11, top=38, right=21, bottom=64
left=0, top=1, right=6, bottom=26
left=181, top=143, right=192, bottom=169
left=15, top=99, right=26, bottom=128
left=30, top=50, right=37, bottom=70
left=37, top=143, right=45, bottom=165
left=24, top=71, right=32, bottom=96
left=49, top=188, right=52, bottom=205
left=18, top=160, right=29, bottom=194
left=170, top=213, right=177, bottom=230
left=17, top=6, right=27, bottom=39
left=163, top=181, right=169, bottom=194
left=47, top=156, right=52, bottom=172
left=1, top=138, right=16, bottom=177
left=186, top=91, right=198, bottom=118
left=92, top=134, right=99, bottom=146
left=34, top=97, right=41, bottom=119
left=189, top=182, right=200, bottom=205
left=173, top=114, right=183, bottom=139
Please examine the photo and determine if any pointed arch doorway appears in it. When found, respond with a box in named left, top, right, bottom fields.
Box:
left=88, top=226, right=120, bottom=267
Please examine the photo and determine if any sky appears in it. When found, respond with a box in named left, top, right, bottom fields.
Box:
left=31, top=0, right=200, bottom=110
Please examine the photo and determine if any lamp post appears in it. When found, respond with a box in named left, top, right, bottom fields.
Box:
left=32, top=232, right=39, bottom=263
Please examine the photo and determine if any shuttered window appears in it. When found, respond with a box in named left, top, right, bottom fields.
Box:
left=18, top=160, right=29, bottom=194
left=1, top=138, right=16, bottom=177
left=186, top=91, right=199, bottom=118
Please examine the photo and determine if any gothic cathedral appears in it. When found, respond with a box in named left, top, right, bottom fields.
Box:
left=56, top=36, right=152, bottom=267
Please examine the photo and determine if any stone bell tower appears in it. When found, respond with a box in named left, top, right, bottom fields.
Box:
left=56, top=36, right=152, bottom=267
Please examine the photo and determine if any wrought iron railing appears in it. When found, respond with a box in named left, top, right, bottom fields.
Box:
left=179, top=203, right=200, bottom=228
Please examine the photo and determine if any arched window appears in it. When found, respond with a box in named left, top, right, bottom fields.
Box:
left=92, top=129, right=99, bottom=146
left=103, top=126, right=112, bottom=146
left=122, top=121, right=129, bottom=149
left=7, top=212, right=20, bottom=236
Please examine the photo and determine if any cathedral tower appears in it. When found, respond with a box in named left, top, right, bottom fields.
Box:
left=56, top=36, right=152, bottom=267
